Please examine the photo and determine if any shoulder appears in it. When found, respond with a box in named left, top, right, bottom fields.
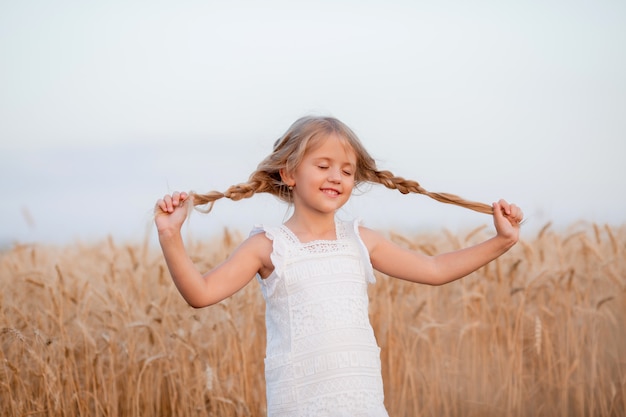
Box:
left=356, top=224, right=388, bottom=254
left=243, top=227, right=275, bottom=278
left=242, top=230, right=273, bottom=256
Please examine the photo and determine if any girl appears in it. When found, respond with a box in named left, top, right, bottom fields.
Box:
left=154, top=116, right=523, bottom=417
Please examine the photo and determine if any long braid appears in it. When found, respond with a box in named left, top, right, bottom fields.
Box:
left=370, top=169, right=494, bottom=214
left=189, top=171, right=284, bottom=213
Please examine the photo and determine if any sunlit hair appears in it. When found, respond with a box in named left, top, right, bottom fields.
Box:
left=190, top=116, right=493, bottom=215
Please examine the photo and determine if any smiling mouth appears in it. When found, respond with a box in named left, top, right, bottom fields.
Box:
left=321, top=188, right=340, bottom=196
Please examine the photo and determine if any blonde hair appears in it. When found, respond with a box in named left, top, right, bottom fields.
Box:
left=190, top=116, right=493, bottom=215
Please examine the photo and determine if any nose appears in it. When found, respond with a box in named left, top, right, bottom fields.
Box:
left=328, top=167, right=341, bottom=183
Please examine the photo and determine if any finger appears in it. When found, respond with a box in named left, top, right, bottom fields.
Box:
left=513, top=205, right=524, bottom=224
left=155, top=198, right=166, bottom=214
left=177, top=192, right=190, bottom=207
left=492, top=201, right=505, bottom=220
left=156, top=196, right=174, bottom=214
left=505, top=203, right=520, bottom=221
left=507, top=207, right=524, bottom=226
left=173, top=191, right=190, bottom=208
left=172, top=191, right=181, bottom=206
left=498, top=199, right=512, bottom=215
left=163, top=194, right=175, bottom=212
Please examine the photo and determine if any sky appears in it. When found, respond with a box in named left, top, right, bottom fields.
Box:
left=1, top=0, right=625, bottom=247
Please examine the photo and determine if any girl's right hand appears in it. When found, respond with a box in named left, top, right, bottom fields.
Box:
left=154, top=191, right=191, bottom=234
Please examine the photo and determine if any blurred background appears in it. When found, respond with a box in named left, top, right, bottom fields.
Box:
left=1, top=0, right=625, bottom=246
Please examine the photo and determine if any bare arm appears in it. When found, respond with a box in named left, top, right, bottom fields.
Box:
left=361, top=200, right=523, bottom=286
left=155, top=192, right=272, bottom=308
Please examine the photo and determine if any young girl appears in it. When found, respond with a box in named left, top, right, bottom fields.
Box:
left=154, top=116, right=523, bottom=417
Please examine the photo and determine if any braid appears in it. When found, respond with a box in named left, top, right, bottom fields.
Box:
left=189, top=171, right=284, bottom=213
left=187, top=190, right=224, bottom=213
left=371, top=170, right=494, bottom=215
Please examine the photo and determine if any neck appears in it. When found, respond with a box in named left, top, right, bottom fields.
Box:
left=284, top=210, right=337, bottom=241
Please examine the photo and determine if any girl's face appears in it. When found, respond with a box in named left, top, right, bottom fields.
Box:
left=283, top=133, right=357, bottom=216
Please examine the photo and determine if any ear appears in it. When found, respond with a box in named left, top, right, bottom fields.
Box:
left=279, top=168, right=295, bottom=187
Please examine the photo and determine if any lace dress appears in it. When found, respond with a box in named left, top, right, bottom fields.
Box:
left=251, top=219, right=389, bottom=417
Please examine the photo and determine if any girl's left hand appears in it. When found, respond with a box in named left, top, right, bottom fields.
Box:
left=492, top=199, right=524, bottom=243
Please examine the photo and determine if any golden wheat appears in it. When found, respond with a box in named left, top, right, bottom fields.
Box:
left=1, top=222, right=625, bottom=417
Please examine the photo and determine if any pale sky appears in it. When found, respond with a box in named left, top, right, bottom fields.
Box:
left=1, top=0, right=625, bottom=245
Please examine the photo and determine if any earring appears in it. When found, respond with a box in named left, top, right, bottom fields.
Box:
left=288, top=185, right=293, bottom=191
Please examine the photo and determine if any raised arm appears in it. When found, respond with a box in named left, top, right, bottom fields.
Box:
left=360, top=200, right=523, bottom=286
left=155, top=192, right=272, bottom=308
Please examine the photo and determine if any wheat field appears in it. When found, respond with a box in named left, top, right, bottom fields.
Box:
left=1, top=222, right=625, bottom=417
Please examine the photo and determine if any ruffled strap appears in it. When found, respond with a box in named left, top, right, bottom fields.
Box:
left=351, top=219, right=377, bottom=284
left=249, top=224, right=286, bottom=299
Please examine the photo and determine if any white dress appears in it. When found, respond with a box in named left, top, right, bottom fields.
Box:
left=251, top=219, right=389, bottom=417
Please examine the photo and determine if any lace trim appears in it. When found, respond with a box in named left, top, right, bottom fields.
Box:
left=278, top=220, right=351, bottom=255
left=352, top=220, right=376, bottom=284
left=251, top=224, right=286, bottom=298
left=252, top=219, right=376, bottom=295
